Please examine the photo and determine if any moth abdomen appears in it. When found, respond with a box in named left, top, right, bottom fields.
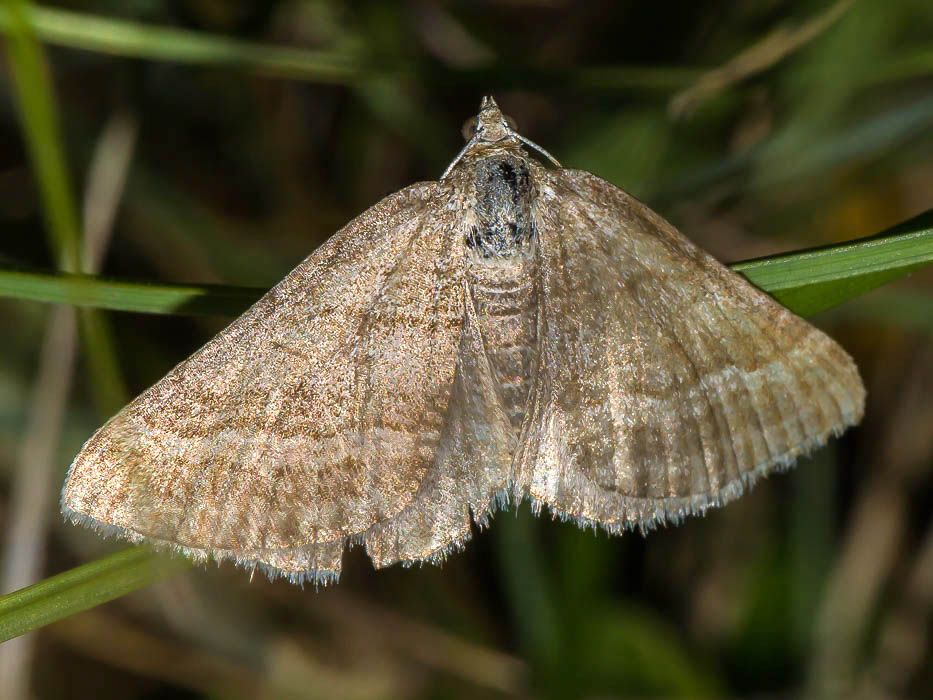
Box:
left=469, top=254, right=539, bottom=436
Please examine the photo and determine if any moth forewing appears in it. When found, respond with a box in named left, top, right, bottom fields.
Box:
left=62, top=96, right=864, bottom=585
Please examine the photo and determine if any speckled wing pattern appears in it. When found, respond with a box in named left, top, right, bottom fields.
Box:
left=514, top=168, right=865, bottom=530
left=62, top=182, right=491, bottom=584
left=63, top=96, right=865, bottom=585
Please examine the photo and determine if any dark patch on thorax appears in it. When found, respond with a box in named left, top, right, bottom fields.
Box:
left=467, top=155, right=535, bottom=257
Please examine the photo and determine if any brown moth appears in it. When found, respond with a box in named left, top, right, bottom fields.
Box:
left=62, top=96, right=865, bottom=585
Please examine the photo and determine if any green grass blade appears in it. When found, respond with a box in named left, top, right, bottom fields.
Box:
left=2, top=208, right=931, bottom=318
left=4, top=0, right=126, bottom=412
left=0, top=548, right=189, bottom=643
left=0, top=267, right=264, bottom=315
left=733, top=208, right=933, bottom=317
left=3, top=0, right=81, bottom=273
left=0, top=5, right=367, bottom=84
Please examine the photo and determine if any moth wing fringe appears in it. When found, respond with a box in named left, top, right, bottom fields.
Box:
left=529, top=421, right=849, bottom=538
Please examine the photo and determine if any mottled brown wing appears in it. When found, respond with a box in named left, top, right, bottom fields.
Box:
left=514, top=168, right=865, bottom=531
left=363, top=284, right=517, bottom=569
left=62, top=182, right=471, bottom=583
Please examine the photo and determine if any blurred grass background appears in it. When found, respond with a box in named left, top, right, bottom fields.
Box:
left=1, top=0, right=932, bottom=698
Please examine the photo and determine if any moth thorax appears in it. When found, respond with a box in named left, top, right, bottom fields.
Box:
left=466, top=154, right=535, bottom=258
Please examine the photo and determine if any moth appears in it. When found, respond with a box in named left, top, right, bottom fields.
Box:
left=62, top=96, right=865, bottom=585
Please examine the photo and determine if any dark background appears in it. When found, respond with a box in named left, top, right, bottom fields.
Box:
left=1, top=0, right=932, bottom=698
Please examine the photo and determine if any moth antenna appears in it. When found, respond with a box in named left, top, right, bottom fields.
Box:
left=513, top=132, right=562, bottom=169
left=440, top=129, right=562, bottom=180
left=441, top=135, right=479, bottom=180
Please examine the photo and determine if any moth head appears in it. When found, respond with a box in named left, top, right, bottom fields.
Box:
left=441, top=96, right=561, bottom=180
left=461, top=96, right=519, bottom=143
